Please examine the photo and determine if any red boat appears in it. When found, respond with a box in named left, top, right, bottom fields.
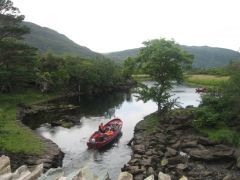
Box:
left=195, top=87, right=207, bottom=93
left=87, top=118, right=123, bottom=149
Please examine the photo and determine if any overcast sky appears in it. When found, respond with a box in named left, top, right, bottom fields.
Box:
left=12, top=0, right=240, bottom=53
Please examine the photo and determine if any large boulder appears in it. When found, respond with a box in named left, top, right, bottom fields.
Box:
left=38, top=167, right=63, bottom=180
left=72, top=167, right=98, bottom=180
left=0, top=155, right=11, bottom=175
left=158, top=172, right=171, bottom=180
left=118, top=172, right=133, bottom=180
left=24, top=163, right=43, bottom=180
left=144, top=174, right=154, bottom=180
left=189, top=145, right=234, bottom=161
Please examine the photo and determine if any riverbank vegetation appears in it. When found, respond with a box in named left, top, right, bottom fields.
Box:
left=192, top=62, right=240, bottom=146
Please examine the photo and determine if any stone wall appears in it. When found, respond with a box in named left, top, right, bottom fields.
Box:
left=122, top=110, right=240, bottom=180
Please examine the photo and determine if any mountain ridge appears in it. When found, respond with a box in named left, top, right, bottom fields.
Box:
left=23, top=21, right=104, bottom=59
left=105, top=46, right=240, bottom=68
left=23, top=21, right=240, bottom=68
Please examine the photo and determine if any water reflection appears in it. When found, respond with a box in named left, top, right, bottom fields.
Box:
left=34, top=84, right=201, bottom=179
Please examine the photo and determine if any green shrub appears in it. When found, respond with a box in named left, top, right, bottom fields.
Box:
left=192, top=107, right=221, bottom=128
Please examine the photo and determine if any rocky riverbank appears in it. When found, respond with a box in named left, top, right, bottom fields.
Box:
left=122, top=109, right=240, bottom=180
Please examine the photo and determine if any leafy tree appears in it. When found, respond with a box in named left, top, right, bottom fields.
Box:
left=123, top=57, right=136, bottom=79
left=36, top=52, right=69, bottom=92
left=136, top=38, right=193, bottom=113
left=0, top=0, right=37, bottom=92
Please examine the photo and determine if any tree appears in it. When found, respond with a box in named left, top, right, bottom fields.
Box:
left=136, top=38, right=193, bottom=113
left=0, top=0, right=37, bottom=92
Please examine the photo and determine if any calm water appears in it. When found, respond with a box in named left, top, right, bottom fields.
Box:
left=34, top=83, right=201, bottom=179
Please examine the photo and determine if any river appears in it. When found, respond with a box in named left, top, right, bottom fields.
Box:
left=34, top=83, right=201, bottom=179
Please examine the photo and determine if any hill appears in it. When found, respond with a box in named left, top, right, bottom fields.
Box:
left=23, top=22, right=103, bottom=59
left=105, top=46, right=240, bottom=68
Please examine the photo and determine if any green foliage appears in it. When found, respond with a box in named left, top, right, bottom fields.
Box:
left=136, top=38, right=193, bottom=113
left=192, top=107, right=220, bottom=128
left=193, top=62, right=240, bottom=146
left=0, top=0, right=38, bottom=93
left=36, top=52, right=69, bottom=92
left=123, top=57, right=136, bottom=79
left=201, top=128, right=240, bottom=147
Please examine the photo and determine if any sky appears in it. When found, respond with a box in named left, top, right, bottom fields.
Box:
left=12, top=0, right=240, bottom=53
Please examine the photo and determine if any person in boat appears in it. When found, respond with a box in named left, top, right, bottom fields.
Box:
left=98, top=123, right=104, bottom=133
left=104, top=129, right=113, bottom=136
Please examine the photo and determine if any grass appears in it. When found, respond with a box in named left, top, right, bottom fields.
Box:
left=200, top=127, right=240, bottom=147
left=0, top=90, right=58, bottom=154
left=184, top=74, right=229, bottom=87
left=139, top=113, right=160, bottom=134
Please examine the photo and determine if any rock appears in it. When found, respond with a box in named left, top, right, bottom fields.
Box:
left=144, top=174, right=154, bottom=180
left=197, top=137, right=217, bottom=146
left=145, top=150, right=153, bottom=156
left=179, top=175, right=188, bottom=180
left=168, top=156, right=186, bottom=165
left=180, top=141, right=198, bottom=149
left=128, top=166, right=145, bottom=175
left=236, top=156, right=240, bottom=169
left=202, top=170, right=211, bottom=176
left=117, top=172, right=133, bottom=180
left=25, top=163, right=43, bottom=180
left=0, top=165, right=31, bottom=180
left=171, top=141, right=181, bottom=149
left=223, top=174, right=233, bottom=180
left=133, top=145, right=145, bottom=155
left=12, top=165, right=31, bottom=179
left=134, top=173, right=144, bottom=180
left=133, top=154, right=142, bottom=159
left=155, top=133, right=167, bottom=144
left=129, top=158, right=139, bottom=165
left=161, top=159, right=168, bottom=166
left=189, top=145, right=235, bottom=161
left=165, top=147, right=177, bottom=157
left=58, top=177, right=67, bottom=180
left=139, top=157, right=152, bottom=167
left=72, top=167, right=98, bottom=180
left=38, top=167, right=63, bottom=180
left=0, top=155, right=11, bottom=175
left=176, top=163, right=188, bottom=170
left=158, top=172, right=171, bottom=180
left=146, top=167, right=154, bottom=176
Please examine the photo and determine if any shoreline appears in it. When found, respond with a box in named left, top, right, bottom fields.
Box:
left=122, top=109, right=240, bottom=180
left=2, top=106, right=64, bottom=172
